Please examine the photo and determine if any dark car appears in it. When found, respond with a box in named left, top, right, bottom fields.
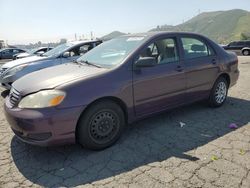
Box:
left=222, top=40, right=250, bottom=55
left=12, top=47, right=53, bottom=60
left=4, top=32, right=239, bottom=150
left=0, top=48, right=26, bottom=59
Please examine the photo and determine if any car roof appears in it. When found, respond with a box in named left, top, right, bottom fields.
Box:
left=121, top=31, right=209, bottom=39
left=126, top=31, right=205, bottom=36
left=0, top=48, right=18, bottom=50
left=68, top=40, right=102, bottom=45
left=0, top=47, right=25, bottom=52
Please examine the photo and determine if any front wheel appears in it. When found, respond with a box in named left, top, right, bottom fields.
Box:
left=76, top=100, right=125, bottom=150
left=208, top=77, right=228, bottom=107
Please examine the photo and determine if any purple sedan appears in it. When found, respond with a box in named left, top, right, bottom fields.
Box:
left=4, top=32, right=239, bottom=150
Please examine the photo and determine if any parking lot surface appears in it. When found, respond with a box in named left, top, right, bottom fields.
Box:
left=0, top=59, right=12, bottom=64
left=0, top=57, right=249, bottom=188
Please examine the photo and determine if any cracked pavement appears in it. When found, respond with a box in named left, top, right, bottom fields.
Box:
left=0, top=56, right=249, bottom=188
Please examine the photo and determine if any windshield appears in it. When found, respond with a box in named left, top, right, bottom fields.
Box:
left=77, top=36, right=146, bottom=68
left=42, top=43, right=73, bottom=57
left=28, top=48, right=40, bottom=54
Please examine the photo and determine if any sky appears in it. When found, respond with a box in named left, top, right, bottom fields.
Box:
left=0, top=0, right=250, bottom=44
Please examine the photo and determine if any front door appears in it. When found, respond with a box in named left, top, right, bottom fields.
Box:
left=133, top=37, right=186, bottom=117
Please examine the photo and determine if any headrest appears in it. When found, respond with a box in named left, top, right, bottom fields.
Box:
left=141, top=47, right=152, bottom=57
left=191, top=44, right=205, bottom=52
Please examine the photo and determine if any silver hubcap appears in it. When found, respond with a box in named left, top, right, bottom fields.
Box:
left=243, top=50, right=249, bottom=56
left=215, top=82, right=227, bottom=104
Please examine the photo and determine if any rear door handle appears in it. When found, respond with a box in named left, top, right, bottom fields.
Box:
left=211, top=59, right=216, bottom=64
left=175, top=65, right=183, bottom=72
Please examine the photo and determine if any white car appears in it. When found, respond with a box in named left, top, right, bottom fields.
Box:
left=12, top=47, right=53, bottom=60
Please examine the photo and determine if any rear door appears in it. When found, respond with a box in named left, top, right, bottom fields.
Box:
left=133, top=36, right=186, bottom=117
left=180, top=36, right=219, bottom=102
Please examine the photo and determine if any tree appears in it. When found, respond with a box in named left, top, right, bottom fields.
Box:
left=59, top=38, right=67, bottom=44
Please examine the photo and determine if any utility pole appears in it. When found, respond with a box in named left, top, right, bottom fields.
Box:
left=198, top=9, right=201, bottom=15
left=90, top=31, right=93, bottom=40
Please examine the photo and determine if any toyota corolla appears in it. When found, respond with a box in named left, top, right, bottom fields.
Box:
left=4, top=32, right=239, bottom=150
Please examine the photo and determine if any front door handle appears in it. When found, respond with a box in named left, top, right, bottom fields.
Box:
left=175, top=65, right=183, bottom=72
left=211, top=59, right=216, bottom=64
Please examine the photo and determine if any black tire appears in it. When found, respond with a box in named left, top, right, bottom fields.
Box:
left=242, top=50, right=250, bottom=56
left=76, top=100, right=125, bottom=150
left=208, top=77, right=228, bottom=107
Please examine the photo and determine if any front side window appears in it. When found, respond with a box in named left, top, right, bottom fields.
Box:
left=139, top=38, right=179, bottom=64
left=181, top=37, right=214, bottom=59
left=229, top=42, right=237, bottom=47
left=79, top=44, right=92, bottom=56
left=42, top=43, right=74, bottom=57
left=13, top=49, right=20, bottom=53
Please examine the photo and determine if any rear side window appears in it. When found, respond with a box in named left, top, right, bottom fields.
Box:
left=245, top=41, right=250, bottom=46
left=181, top=37, right=215, bottom=59
left=237, top=42, right=245, bottom=46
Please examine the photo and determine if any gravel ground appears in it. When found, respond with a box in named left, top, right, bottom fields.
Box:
left=0, top=56, right=249, bottom=188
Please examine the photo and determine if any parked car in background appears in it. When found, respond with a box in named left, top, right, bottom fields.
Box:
left=0, top=40, right=102, bottom=89
left=0, top=48, right=26, bottom=59
left=4, top=32, right=239, bottom=150
left=241, top=47, right=250, bottom=56
left=222, top=40, right=250, bottom=55
left=12, top=47, right=53, bottom=60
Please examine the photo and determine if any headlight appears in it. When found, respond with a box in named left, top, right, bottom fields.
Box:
left=5, top=64, right=28, bottom=76
left=18, top=90, right=66, bottom=109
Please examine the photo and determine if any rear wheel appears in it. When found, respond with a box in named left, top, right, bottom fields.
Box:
left=77, top=100, right=125, bottom=150
left=242, top=49, right=250, bottom=56
left=208, top=77, right=228, bottom=107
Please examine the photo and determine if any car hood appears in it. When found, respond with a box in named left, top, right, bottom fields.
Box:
left=16, top=52, right=31, bottom=58
left=13, top=63, right=107, bottom=95
left=1, top=56, right=46, bottom=69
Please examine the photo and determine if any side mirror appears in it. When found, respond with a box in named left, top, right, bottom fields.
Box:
left=62, top=51, right=70, bottom=58
left=36, top=51, right=45, bottom=56
left=135, top=57, right=157, bottom=68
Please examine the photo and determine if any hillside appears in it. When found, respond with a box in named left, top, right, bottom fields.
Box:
left=151, top=9, right=250, bottom=43
left=100, top=31, right=126, bottom=41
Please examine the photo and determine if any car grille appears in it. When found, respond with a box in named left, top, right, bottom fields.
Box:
left=8, top=88, right=21, bottom=108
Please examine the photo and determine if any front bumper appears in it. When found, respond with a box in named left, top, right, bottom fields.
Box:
left=4, top=99, right=85, bottom=146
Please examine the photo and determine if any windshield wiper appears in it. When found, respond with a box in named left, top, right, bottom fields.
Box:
left=73, top=60, right=82, bottom=65
left=78, top=60, right=102, bottom=68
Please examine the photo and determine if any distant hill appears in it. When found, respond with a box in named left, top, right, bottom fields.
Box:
left=151, top=9, right=250, bottom=43
left=101, top=31, right=126, bottom=41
